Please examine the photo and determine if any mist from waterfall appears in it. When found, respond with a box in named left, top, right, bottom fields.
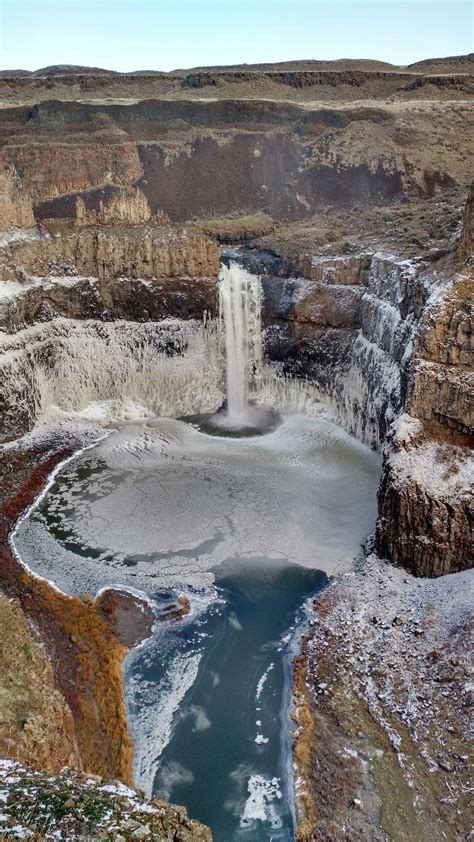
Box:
left=218, top=262, right=262, bottom=427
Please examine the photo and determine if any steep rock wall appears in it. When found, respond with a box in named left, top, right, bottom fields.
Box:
left=0, top=224, right=220, bottom=283
left=1, top=98, right=472, bottom=228
left=257, top=242, right=472, bottom=575
left=0, top=222, right=471, bottom=575
left=0, top=168, right=35, bottom=230
left=458, top=182, right=473, bottom=263
left=375, top=274, right=473, bottom=576
left=376, top=415, right=472, bottom=576
left=262, top=252, right=425, bottom=448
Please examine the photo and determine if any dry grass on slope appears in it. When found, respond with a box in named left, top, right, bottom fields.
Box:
left=0, top=439, right=133, bottom=785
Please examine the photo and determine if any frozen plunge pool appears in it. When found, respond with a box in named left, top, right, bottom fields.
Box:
left=14, top=413, right=380, bottom=840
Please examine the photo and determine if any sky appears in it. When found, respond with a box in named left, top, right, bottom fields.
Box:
left=0, top=0, right=472, bottom=72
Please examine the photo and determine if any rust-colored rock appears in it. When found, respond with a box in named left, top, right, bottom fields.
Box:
left=0, top=438, right=134, bottom=783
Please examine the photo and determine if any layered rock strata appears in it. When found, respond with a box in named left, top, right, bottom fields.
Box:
left=0, top=224, right=220, bottom=283
left=1, top=96, right=472, bottom=229
left=262, top=251, right=472, bottom=575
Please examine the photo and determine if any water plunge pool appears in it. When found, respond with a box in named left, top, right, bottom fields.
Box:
left=14, top=413, right=380, bottom=840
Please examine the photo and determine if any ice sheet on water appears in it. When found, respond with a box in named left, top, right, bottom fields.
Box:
left=256, top=663, right=274, bottom=702
left=127, top=648, right=203, bottom=796
left=14, top=415, right=380, bottom=598
left=240, top=774, right=283, bottom=829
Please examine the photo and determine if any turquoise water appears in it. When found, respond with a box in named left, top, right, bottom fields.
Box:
left=127, top=560, right=326, bottom=840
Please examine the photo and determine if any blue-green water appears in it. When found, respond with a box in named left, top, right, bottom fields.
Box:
left=127, top=560, right=326, bottom=840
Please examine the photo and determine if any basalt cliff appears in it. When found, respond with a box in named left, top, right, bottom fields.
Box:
left=0, top=57, right=472, bottom=840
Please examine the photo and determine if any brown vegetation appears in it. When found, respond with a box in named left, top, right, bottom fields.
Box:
left=0, top=437, right=134, bottom=782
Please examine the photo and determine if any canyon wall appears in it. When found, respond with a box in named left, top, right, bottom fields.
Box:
left=1, top=97, right=472, bottom=230
left=261, top=252, right=424, bottom=448
left=375, top=203, right=473, bottom=575
left=0, top=224, right=220, bottom=283
left=260, top=245, right=472, bottom=576
left=1, top=215, right=471, bottom=576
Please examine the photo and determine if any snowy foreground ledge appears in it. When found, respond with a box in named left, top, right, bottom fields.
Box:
left=0, top=760, right=211, bottom=841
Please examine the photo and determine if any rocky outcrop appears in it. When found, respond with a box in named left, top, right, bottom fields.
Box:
left=202, top=212, right=275, bottom=243
left=0, top=167, right=35, bottom=230
left=1, top=63, right=472, bottom=104
left=375, top=272, right=473, bottom=575
left=0, top=761, right=212, bottom=841
left=409, top=277, right=473, bottom=434
left=0, top=224, right=220, bottom=283
left=256, top=240, right=472, bottom=575
left=74, top=185, right=151, bottom=226
left=376, top=415, right=472, bottom=576
left=261, top=251, right=425, bottom=447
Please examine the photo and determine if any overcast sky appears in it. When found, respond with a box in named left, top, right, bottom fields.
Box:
left=0, top=0, right=472, bottom=72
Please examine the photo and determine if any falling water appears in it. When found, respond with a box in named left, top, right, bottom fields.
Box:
left=218, top=262, right=262, bottom=427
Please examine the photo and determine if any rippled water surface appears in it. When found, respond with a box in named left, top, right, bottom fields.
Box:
left=15, top=413, right=380, bottom=840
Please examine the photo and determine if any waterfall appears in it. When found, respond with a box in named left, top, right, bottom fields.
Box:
left=218, top=262, right=262, bottom=427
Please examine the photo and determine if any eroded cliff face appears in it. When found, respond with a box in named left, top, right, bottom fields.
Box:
left=261, top=251, right=425, bottom=448
left=0, top=168, right=35, bottom=230
left=458, top=183, right=473, bottom=263
left=1, top=96, right=472, bottom=230
left=1, top=220, right=471, bottom=577
left=0, top=760, right=212, bottom=841
left=375, top=274, right=473, bottom=576
left=372, top=190, right=473, bottom=576
left=0, top=223, right=220, bottom=283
